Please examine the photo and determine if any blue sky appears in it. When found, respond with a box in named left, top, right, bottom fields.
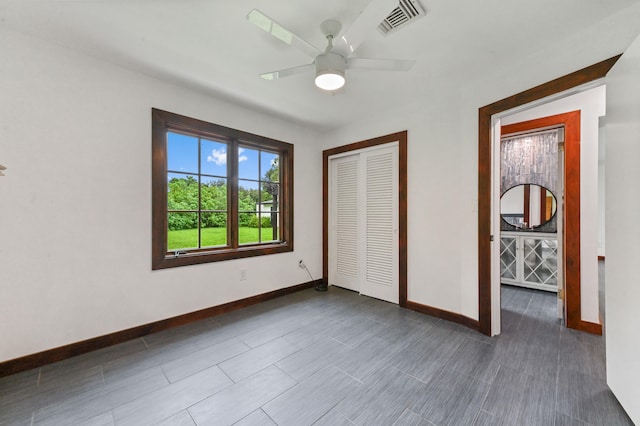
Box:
left=167, top=132, right=278, bottom=182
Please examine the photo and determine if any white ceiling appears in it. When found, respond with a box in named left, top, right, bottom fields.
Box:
left=2, top=0, right=640, bottom=131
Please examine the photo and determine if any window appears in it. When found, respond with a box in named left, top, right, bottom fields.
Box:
left=152, top=109, right=293, bottom=269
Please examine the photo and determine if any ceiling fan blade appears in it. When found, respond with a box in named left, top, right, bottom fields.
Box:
left=247, top=9, right=321, bottom=59
left=336, top=0, right=397, bottom=55
left=347, top=57, right=415, bottom=71
left=260, top=63, right=314, bottom=80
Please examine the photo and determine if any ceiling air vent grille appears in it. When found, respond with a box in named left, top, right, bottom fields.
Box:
left=378, top=0, right=425, bottom=35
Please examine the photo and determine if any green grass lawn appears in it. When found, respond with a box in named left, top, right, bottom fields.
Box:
left=168, top=227, right=278, bottom=250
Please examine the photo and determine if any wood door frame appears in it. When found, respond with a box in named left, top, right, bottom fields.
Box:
left=323, top=131, right=408, bottom=306
left=478, top=56, right=620, bottom=335
left=501, top=112, right=582, bottom=330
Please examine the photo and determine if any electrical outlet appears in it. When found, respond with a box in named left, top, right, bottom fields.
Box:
left=240, top=269, right=247, bottom=281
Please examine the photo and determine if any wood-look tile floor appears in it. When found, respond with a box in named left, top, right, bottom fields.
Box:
left=1, top=284, right=633, bottom=425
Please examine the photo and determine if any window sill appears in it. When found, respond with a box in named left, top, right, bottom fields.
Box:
left=152, top=242, right=293, bottom=270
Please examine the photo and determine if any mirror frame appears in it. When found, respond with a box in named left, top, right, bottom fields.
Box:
left=500, top=183, right=557, bottom=230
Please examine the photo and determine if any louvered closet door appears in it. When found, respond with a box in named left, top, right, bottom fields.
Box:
left=360, top=146, right=399, bottom=303
left=329, top=154, right=360, bottom=292
left=328, top=144, right=399, bottom=303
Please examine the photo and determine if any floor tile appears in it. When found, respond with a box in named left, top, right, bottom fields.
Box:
left=444, top=336, right=502, bottom=384
left=262, top=365, right=361, bottom=426
left=556, top=368, right=634, bottom=425
left=233, top=409, right=276, bottom=426
left=34, top=366, right=168, bottom=425
left=218, top=337, right=300, bottom=382
left=472, top=410, right=508, bottom=426
left=83, top=411, right=115, bottom=426
left=482, top=365, right=556, bottom=425
left=389, top=322, right=466, bottom=382
left=555, top=411, right=593, bottom=426
left=336, top=366, right=429, bottom=425
left=332, top=336, right=406, bottom=382
left=0, top=281, right=632, bottom=426
left=275, top=335, right=350, bottom=381
left=161, top=337, right=249, bottom=382
left=392, top=409, right=434, bottom=426
left=154, top=410, right=196, bottom=426
left=559, top=327, right=606, bottom=380
left=410, top=366, right=490, bottom=426
left=113, top=365, right=232, bottom=426
left=188, top=365, right=297, bottom=426
left=312, top=408, right=355, bottom=426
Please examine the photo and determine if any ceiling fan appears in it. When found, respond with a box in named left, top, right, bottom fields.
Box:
left=247, top=0, right=416, bottom=91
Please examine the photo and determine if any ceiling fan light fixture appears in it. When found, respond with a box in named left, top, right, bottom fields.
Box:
left=314, top=52, right=346, bottom=91
left=315, top=71, right=345, bottom=91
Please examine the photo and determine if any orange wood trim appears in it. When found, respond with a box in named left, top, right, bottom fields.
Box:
left=405, top=301, right=480, bottom=331
left=0, top=280, right=317, bottom=378
left=322, top=131, right=408, bottom=306
left=502, top=111, right=582, bottom=332
left=523, top=184, right=531, bottom=227
left=477, top=55, right=621, bottom=336
left=540, top=187, right=547, bottom=224
left=574, top=320, right=603, bottom=335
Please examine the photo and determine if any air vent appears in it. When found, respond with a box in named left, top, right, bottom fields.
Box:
left=378, top=0, right=425, bottom=35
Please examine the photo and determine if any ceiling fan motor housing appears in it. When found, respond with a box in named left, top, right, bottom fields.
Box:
left=315, top=51, right=346, bottom=90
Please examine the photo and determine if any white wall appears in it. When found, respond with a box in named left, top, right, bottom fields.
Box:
left=324, top=92, right=480, bottom=319
left=501, top=85, right=606, bottom=324
left=0, top=29, right=323, bottom=363
left=605, top=33, right=640, bottom=425
left=323, top=67, right=608, bottom=325
left=598, top=119, right=606, bottom=257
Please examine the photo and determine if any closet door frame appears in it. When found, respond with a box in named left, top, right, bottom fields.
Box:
left=323, top=131, right=407, bottom=306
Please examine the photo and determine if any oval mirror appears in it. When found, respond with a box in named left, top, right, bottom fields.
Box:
left=501, top=184, right=557, bottom=229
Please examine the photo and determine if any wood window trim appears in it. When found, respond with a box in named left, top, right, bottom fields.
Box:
left=152, top=108, right=294, bottom=269
left=477, top=55, right=620, bottom=335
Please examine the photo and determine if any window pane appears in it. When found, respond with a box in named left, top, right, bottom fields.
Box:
left=261, top=152, right=280, bottom=182
left=201, top=177, right=227, bottom=210
left=239, top=213, right=260, bottom=245
left=167, top=212, right=198, bottom=251
left=238, top=147, right=259, bottom=180
left=238, top=180, right=259, bottom=213
left=201, top=139, right=228, bottom=177
left=260, top=186, right=278, bottom=207
left=167, top=132, right=198, bottom=173
left=201, top=213, right=227, bottom=247
left=261, top=214, right=279, bottom=242
left=168, top=173, right=198, bottom=210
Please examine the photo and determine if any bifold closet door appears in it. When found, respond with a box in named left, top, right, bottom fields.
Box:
left=360, top=147, right=399, bottom=303
left=329, top=154, right=360, bottom=292
left=329, top=144, right=398, bottom=304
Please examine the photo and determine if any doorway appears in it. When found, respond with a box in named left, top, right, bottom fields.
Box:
left=322, top=131, right=408, bottom=305
left=477, top=56, right=620, bottom=336
left=498, top=113, right=579, bottom=329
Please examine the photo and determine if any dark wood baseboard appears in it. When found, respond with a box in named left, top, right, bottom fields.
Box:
left=574, top=319, right=603, bottom=335
left=405, top=301, right=480, bottom=332
left=0, top=280, right=319, bottom=379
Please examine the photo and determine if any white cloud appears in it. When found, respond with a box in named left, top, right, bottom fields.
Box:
left=238, top=147, right=248, bottom=162
left=207, top=147, right=248, bottom=164
left=207, top=148, right=227, bottom=165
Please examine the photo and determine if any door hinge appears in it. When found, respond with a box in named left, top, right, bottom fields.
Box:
left=490, top=235, right=494, bottom=242
left=558, top=288, right=564, bottom=300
